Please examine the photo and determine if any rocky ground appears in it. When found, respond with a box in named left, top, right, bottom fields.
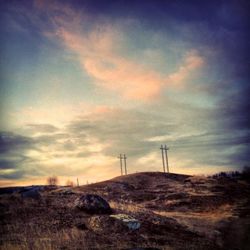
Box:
left=0, top=172, right=250, bottom=250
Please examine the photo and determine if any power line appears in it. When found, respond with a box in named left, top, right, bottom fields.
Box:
left=128, top=136, right=250, bottom=150
left=170, top=140, right=250, bottom=149
left=161, top=136, right=250, bottom=149
left=113, top=136, right=249, bottom=176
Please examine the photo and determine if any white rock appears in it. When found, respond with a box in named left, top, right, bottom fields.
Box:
left=110, top=214, right=140, bottom=230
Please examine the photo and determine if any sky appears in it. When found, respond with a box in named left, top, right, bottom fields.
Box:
left=0, top=0, right=249, bottom=186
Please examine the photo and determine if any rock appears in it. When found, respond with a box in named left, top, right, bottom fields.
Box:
left=87, top=214, right=140, bottom=232
left=74, top=194, right=111, bottom=214
left=110, top=214, right=141, bottom=230
left=87, top=215, right=125, bottom=232
left=21, top=189, right=41, bottom=200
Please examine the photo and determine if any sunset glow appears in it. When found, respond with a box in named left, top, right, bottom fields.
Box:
left=0, top=0, right=249, bottom=186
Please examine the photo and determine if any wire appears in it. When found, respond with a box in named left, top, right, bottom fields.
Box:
left=169, top=137, right=250, bottom=148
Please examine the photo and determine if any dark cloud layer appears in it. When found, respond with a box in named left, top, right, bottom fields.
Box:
left=0, top=132, right=33, bottom=154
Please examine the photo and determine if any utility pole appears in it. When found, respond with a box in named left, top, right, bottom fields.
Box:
left=164, top=145, right=170, bottom=173
left=160, top=145, right=166, bottom=173
left=118, top=154, right=123, bottom=176
left=124, top=154, right=127, bottom=175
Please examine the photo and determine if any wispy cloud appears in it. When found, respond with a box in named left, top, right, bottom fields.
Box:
left=37, top=2, right=205, bottom=101
left=57, top=29, right=204, bottom=101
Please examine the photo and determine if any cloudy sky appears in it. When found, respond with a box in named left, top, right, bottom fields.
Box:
left=0, top=0, right=249, bottom=186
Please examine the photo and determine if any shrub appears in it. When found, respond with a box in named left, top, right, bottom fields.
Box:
left=47, top=176, right=58, bottom=186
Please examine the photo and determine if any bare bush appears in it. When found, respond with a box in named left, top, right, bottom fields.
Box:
left=47, top=176, right=58, bottom=186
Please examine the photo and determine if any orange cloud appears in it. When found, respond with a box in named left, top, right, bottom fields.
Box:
left=167, top=50, right=204, bottom=87
left=45, top=4, right=205, bottom=101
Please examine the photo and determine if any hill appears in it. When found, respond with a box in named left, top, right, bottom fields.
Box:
left=1, top=172, right=250, bottom=249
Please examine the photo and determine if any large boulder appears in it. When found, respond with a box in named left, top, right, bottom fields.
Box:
left=74, top=194, right=111, bottom=214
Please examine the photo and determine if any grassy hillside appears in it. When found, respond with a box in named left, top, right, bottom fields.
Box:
left=1, top=172, right=250, bottom=249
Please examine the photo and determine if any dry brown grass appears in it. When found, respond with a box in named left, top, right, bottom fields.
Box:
left=1, top=172, right=250, bottom=250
